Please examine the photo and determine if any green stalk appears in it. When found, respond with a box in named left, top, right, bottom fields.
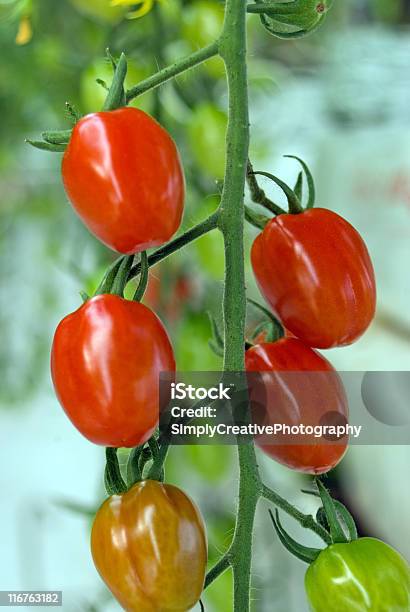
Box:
left=218, top=1, right=263, bottom=610
left=126, top=42, right=219, bottom=103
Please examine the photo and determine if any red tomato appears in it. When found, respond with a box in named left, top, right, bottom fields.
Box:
left=51, top=294, right=175, bottom=447
left=62, top=107, right=185, bottom=254
left=245, top=338, right=348, bottom=474
left=251, top=209, right=376, bottom=348
left=91, top=480, right=207, bottom=612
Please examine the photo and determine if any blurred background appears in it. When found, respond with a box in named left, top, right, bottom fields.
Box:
left=1, top=0, right=410, bottom=610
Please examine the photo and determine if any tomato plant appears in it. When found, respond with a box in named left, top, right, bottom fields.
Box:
left=246, top=338, right=348, bottom=474
left=51, top=294, right=175, bottom=447
left=306, top=538, right=410, bottom=611
left=28, top=0, right=407, bottom=609
left=62, top=107, right=185, bottom=254
left=91, top=480, right=207, bottom=611
left=252, top=208, right=376, bottom=348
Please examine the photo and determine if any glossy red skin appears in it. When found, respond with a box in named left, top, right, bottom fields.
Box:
left=62, top=107, right=185, bottom=254
left=245, top=338, right=348, bottom=474
left=251, top=209, right=376, bottom=348
left=51, top=294, right=175, bottom=447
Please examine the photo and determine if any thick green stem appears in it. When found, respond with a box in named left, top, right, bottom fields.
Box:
left=218, top=1, right=262, bottom=610
left=127, top=212, right=220, bottom=281
left=126, top=42, right=219, bottom=103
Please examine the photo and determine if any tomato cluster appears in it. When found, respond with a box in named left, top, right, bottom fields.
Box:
left=51, top=106, right=209, bottom=609
left=47, top=57, right=390, bottom=610
left=247, top=164, right=376, bottom=475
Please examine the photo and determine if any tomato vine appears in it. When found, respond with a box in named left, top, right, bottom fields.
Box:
left=28, top=0, right=410, bottom=609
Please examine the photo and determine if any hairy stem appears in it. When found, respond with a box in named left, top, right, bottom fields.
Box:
left=127, top=211, right=219, bottom=281
left=262, top=485, right=332, bottom=544
left=126, top=42, right=219, bottom=102
left=218, top=1, right=262, bottom=610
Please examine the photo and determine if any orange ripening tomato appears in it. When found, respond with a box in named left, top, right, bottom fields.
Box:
left=251, top=209, right=376, bottom=348
left=51, top=294, right=175, bottom=447
left=91, top=480, right=207, bottom=612
left=62, top=107, right=185, bottom=254
left=245, top=338, right=348, bottom=474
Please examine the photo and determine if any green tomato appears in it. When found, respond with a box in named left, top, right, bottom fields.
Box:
left=305, top=538, right=410, bottom=612
left=80, top=58, right=153, bottom=114
left=182, top=0, right=225, bottom=78
left=69, top=0, right=126, bottom=24
left=188, top=103, right=227, bottom=179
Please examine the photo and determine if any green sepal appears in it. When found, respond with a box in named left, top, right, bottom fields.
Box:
left=103, top=52, right=128, bottom=111
left=133, top=251, right=149, bottom=302
left=105, top=448, right=127, bottom=496
left=269, top=509, right=322, bottom=564
left=293, top=171, right=303, bottom=201
left=251, top=171, right=303, bottom=214
left=251, top=321, right=275, bottom=343
left=285, top=155, right=316, bottom=209
left=126, top=446, right=143, bottom=487
left=316, top=506, right=329, bottom=531
left=247, top=298, right=284, bottom=343
left=79, top=291, right=89, bottom=303
left=42, top=129, right=72, bottom=145
left=65, top=101, right=82, bottom=124
left=110, top=255, right=134, bottom=297
left=316, top=479, right=349, bottom=544
left=302, top=488, right=358, bottom=542
left=94, top=257, right=123, bottom=296
left=96, top=78, right=109, bottom=91
left=244, top=205, right=270, bottom=230
left=26, top=139, right=66, bottom=153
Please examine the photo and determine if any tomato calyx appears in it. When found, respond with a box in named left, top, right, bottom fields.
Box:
left=246, top=297, right=284, bottom=345
left=105, top=448, right=127, bottom=495
left=269, top=478, right=359, bottom=565
left=27, top=49, right=129, bottom=154
left=245, top=155, right=316, bottom=231
left=208, top=299, right=285, bottom=356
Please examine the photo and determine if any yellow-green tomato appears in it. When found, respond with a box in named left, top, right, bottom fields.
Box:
left=91, top=480, right=207, bottom=611
left=305, top=538, right=410, bottom=612
left=182, top=0, right=224, bottom=78
left=80, top=58, right=153, bottom=114
left=69, top=0, right=126, bottom=24
left=188, top=103, right=227, bottom=179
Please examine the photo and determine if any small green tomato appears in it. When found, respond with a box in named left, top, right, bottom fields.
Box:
left=305, top=538, right=410, bottom=612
